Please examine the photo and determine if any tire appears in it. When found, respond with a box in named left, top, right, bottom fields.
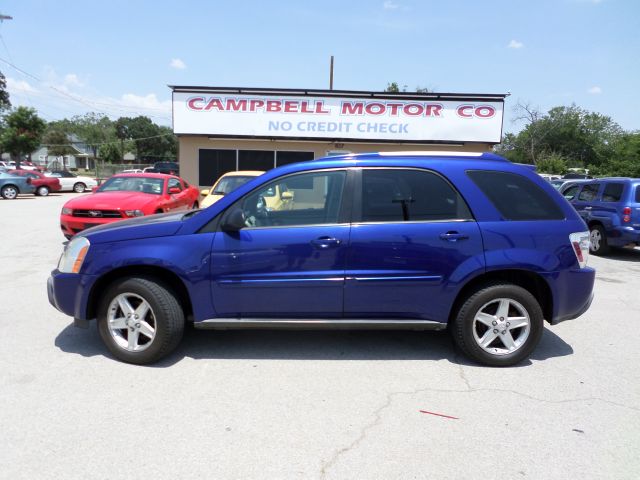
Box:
left=1, top=185, right=18, bottom=200
left=97, top=277, right=185, bottom=365
left=451, top=283, right=544, bottom=367
left=589, top=224, right=609, bottom=255
left=37, top=186, right=50, bottom=196
left=73, top=182, right=86, bottom=193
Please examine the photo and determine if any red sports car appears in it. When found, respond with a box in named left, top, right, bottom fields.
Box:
left=60, top=173, right=200, bottom=238
left=9, top=169, right=62, bottom=196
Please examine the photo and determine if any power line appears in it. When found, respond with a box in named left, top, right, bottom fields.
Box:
left=0, top=55, right=172, bottom=121
left=42, top=132, right=175, bottom=148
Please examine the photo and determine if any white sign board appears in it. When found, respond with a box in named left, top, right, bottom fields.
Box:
left=173, top=92, right=503, bottom=143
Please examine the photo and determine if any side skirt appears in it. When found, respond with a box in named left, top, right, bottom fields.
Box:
left=194, top=318, right=447, bottom=331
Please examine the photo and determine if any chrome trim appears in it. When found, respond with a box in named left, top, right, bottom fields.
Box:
left=218, top=277, right=344, bottom=285
left=194, top=318, right=446, bottom=330
left=348, top=275, right=442, bottom=282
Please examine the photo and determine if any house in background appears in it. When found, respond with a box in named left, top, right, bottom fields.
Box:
left=31, top=134, right=94, bottom=170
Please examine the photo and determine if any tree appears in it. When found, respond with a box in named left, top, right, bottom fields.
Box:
left=385, top=82, right=400, bottom=93
left=42, top=130, right=75, bottom=169
left=0, top=70, right=11, bottom=111
left=72, top=113, right=115, bottom=159
left=98, top=142, right=121, bottom=164
left=0, top=107, right=46, bottom=169
left=535, top=152, right=569, bottom=174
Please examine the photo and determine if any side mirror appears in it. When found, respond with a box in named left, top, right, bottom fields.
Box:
left=91, top=186, right=99, bottom=193
left=200, top=189, right=210, bottom=196
left=281, top=191, right=294, bottom=200
left=221, top=207, right=246, bottom=232
left=168, top=187, right=181, bottom=194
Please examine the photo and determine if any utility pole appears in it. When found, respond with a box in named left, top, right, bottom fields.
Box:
left=329, top=56, right=334, bottom=90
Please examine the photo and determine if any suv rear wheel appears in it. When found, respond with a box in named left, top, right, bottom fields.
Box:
left=589, top=224, right=609, bottom=255
left=97, top=277, right=185, bottom=364
left=452, top=283, right=544, bottom=367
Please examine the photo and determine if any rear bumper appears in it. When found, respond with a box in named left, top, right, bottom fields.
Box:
left=607, top=226, right=640, bottom=247
left=547, top=267, right=596, bottom=325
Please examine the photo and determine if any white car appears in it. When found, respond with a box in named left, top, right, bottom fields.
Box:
left=121, top=169, right=143, bottom=174
left=46, top=171, right=98, bottom=193
left=0, top=161, right=39, bottom=171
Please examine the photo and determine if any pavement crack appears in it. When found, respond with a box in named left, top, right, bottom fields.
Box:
left=318, top=384, right=638, bottom=478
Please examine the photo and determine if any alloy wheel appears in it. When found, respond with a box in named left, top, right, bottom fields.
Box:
left=472, top=298, right=531, bottom=356
left=107, top=293, right=157, bottom=352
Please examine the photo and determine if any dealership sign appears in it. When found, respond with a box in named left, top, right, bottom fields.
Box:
left=172, top=91, right=504, bottom=143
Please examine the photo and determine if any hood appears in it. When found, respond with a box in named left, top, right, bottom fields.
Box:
left=79, top=211, right=191, bottom=244
left=65, top=191, right=158, bottom=211
left=201, top=193, right=224, bottom=208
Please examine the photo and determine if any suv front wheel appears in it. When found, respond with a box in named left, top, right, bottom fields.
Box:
left=452, top=283, right=544, bottom=367
left=97, top=277, right=185, bottom=364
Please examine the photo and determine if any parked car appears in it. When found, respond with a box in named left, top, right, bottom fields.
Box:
left=200, top=171, right=267, bottom=208
left=59, top=173, right=200, bottom=239
left=46, top=171, right=98, bottom=193
left=148, top=162, right=179, bottom=175
left=563, top=173, right=593, bottom=180
left=48, top=152, right=595, bottom=366
left=8, top=169, right=62, bottom=196
left=0, top=172, right=36, bottom=199
left=562, top=177, right=640, bottom=255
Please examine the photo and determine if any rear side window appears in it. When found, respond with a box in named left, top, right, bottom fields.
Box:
left=602, top=183, right=624, bottom=202
left=578, top=184, right=600, bottom=202
left=361, top=169, right=472, bottom=222
left=636, top=186, right=640, bottom=203
left=467, top=170, right=564, bottom=221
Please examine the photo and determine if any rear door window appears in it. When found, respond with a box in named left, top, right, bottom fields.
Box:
left=360, top=169, right=472, bottom=222
left=601, top=183, right=624, bottom=202
left=577, top=184, right=600, bottom=202
left=636, top=186, right=640, bottom=203
left=467, top=170, right=565, bottom=221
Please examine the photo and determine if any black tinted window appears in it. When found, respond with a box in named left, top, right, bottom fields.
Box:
left=468, top=170, right=565, bottom=221
left=578, top=184, right=600, bottom=202
left=602, top=183, right=624, bottom=202
left=636, top=186, right=640, bottom=203
left=361, top=169, right=471, bottom=222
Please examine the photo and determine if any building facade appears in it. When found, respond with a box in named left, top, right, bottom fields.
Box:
left=171, top=86, right=507, bottom=187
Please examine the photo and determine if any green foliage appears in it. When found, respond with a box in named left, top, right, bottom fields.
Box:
left=504, top=102, right=637, bottom=177
left=536, top=152, right=568, bottom=174
left=43, top=130, right=75, bottom=157
left=113, top=116, right=176, bottom=162
left=98, top=142, right=121, bottom=164
left=385, top=82, right=400, bottom=93
left=0, top=107, right=46, bottom=165
left=0, top=70, right=11, bottom=111
left=73, top=113, right=115, bottom=158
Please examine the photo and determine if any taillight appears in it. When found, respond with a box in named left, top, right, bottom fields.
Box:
left=570, top=232, right=590, bottom=268
left=622, top=207, right=631, bottom=223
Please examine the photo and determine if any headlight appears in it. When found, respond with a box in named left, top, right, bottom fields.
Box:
left=124, top=210, right=144, bottom=217
left=58, top=237, right=90, bottom=274
left=62, top=207, right=73, bottom=215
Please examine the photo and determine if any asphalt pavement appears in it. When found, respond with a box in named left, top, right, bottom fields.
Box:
left=1, top=192, right=639, bottom=479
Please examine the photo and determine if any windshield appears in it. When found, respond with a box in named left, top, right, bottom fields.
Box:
left=212, top=176, right=256, bottom=195
left=98, top=176, right=164, bottom=195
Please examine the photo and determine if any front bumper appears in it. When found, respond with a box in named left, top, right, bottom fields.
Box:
left=48, top=270, right=97, bottom=320
left=60, top=214, right=121, bottom=237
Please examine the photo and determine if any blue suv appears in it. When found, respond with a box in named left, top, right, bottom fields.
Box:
left=48, top=153, right=595, bottom=366
left=562, top=177, right=640, bottom=255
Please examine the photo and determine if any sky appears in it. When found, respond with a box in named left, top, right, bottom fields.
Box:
left=0, top=0, right=638, bottom=134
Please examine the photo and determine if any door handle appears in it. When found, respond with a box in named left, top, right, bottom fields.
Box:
left=310, top=237, right=341, bottom=249
left=584, top=206, right=592, bottom=210
left=439, top=231, right=469, bottom=242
